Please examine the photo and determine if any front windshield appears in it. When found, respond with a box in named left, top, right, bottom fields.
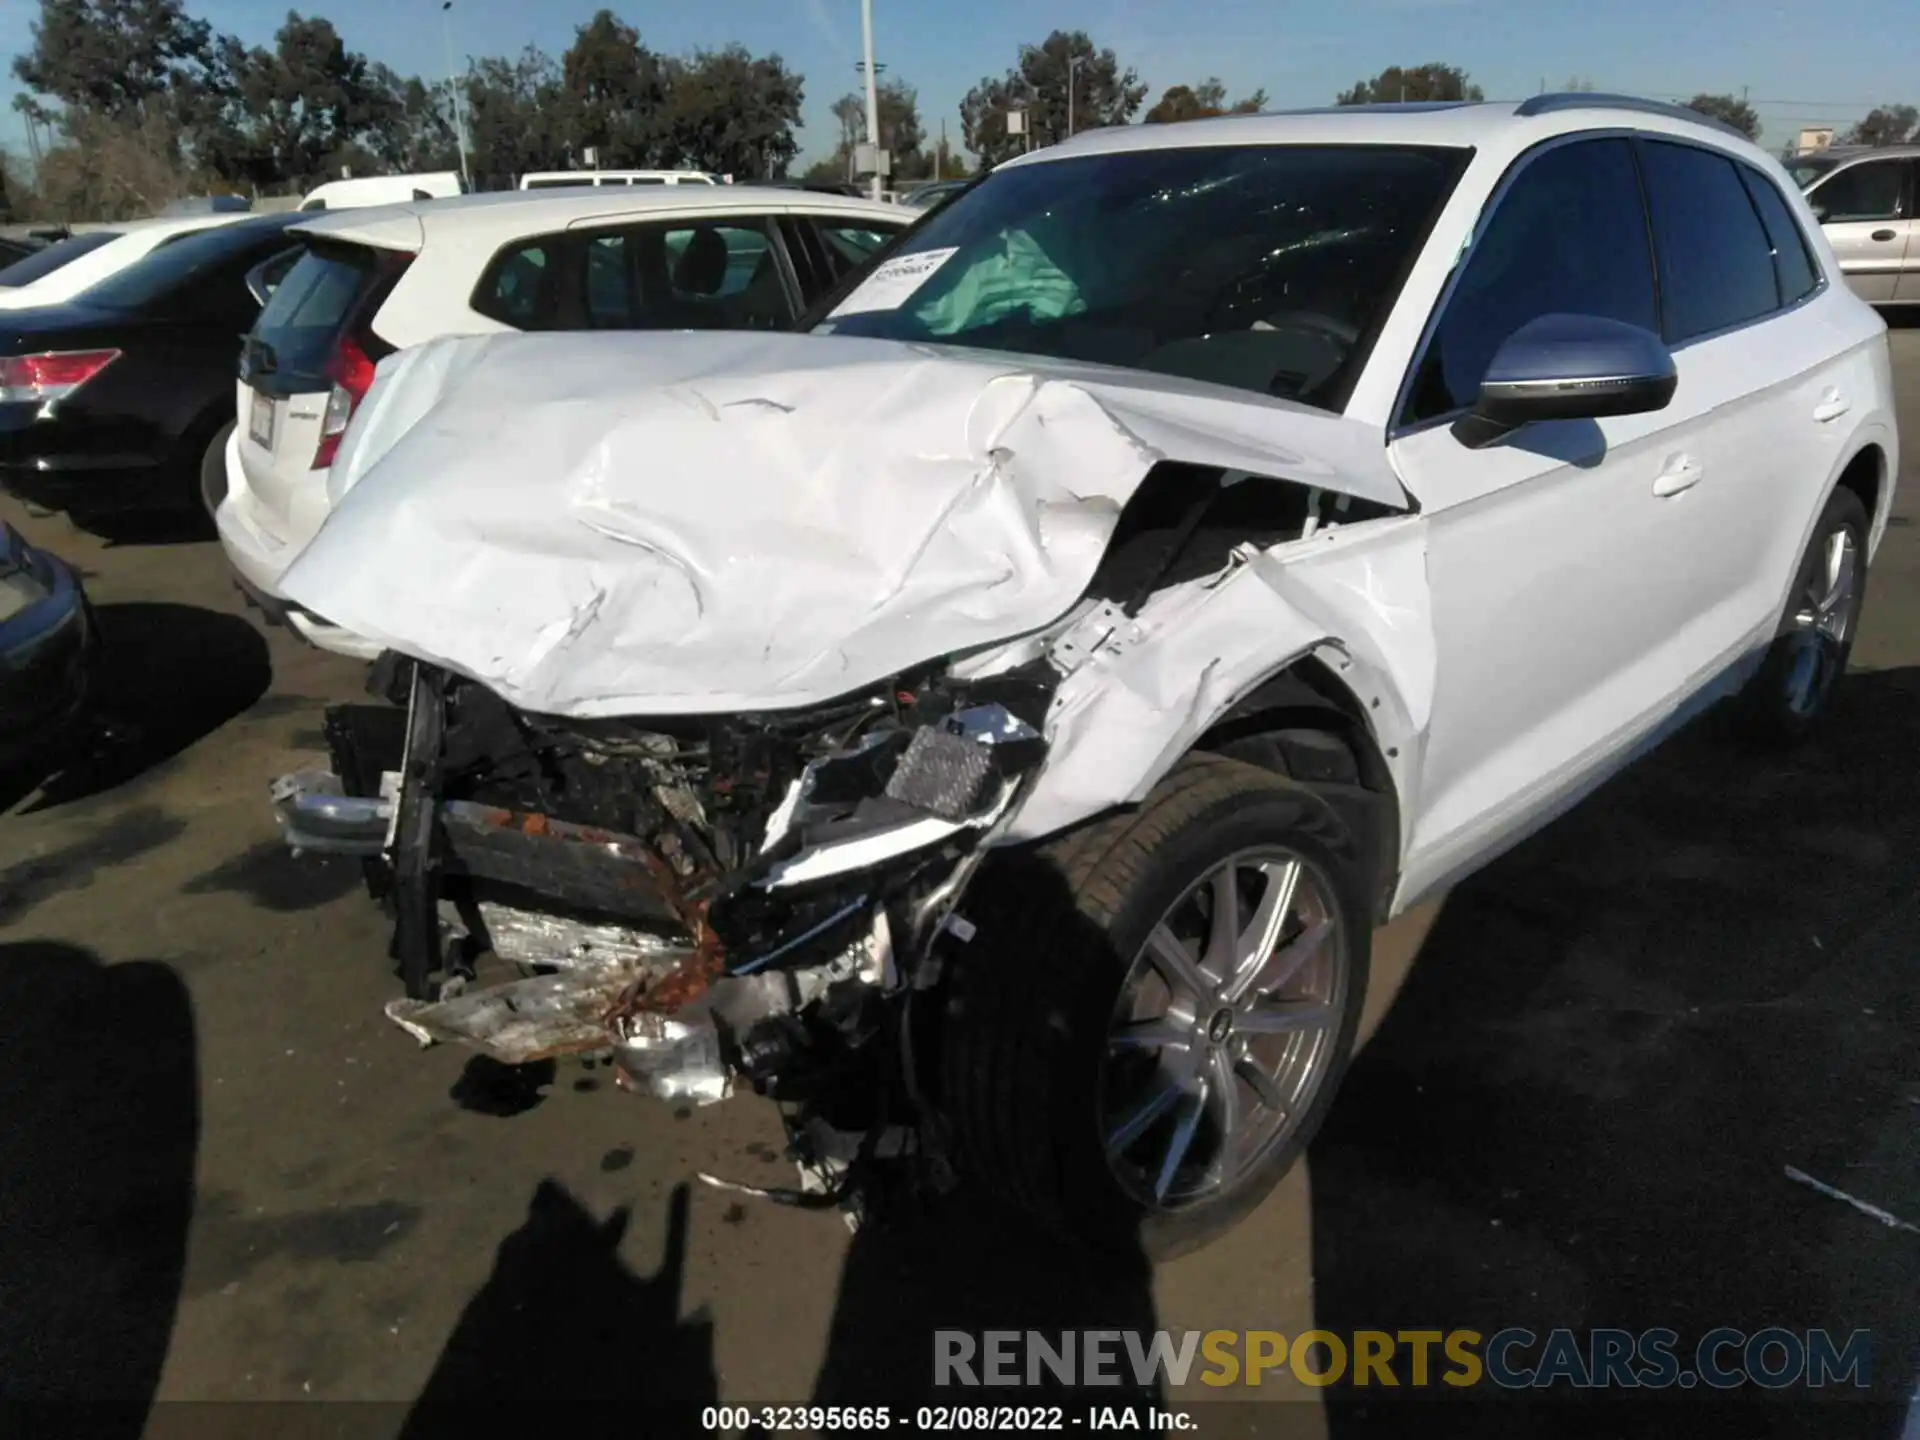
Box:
left=817, top=143, right=1467, bottom=412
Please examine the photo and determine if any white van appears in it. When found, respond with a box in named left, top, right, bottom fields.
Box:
left=518, top=170, right=723, bottom=189
left=299, top=172, right=465, bottom=212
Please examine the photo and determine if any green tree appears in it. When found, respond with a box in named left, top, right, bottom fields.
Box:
left=1335, top=63, right=1483, bottom=105
left=960, top=30, right=1145, bottom=169
left=11, top=0, right=217, bottom=123
left=1682, top=92, right=1760, bottom=140
left=656, top=45, right=804, bottom=179
left=821, top=79, right=926, bottom=181
left=1143, top=78, right=1265, bottom=123
left=1843, top=104, right=1919, bottom=146
left=561, top=10, right=664, bottom=165
left=461, top=46, right=569, bottom=184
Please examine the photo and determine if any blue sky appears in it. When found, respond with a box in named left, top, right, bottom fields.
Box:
left=1, top=0, right=1914, bottom=163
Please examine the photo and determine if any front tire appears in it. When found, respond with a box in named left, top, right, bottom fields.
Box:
left=1736, top=486, right=1868, bottom=744
left=938, top=753, right=1370, bottom=1258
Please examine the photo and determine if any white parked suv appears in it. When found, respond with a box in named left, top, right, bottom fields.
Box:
left=215, top=187, right=910, bottom=654
left=270, top=97, right=1895, bottom=1255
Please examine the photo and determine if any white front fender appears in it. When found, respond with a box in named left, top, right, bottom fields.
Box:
left=1000, top=517, right=1436, bottom=870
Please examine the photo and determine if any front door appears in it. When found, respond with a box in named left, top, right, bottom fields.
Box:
left=1808, top=156, right=1912, bottom=304
left=1388, top=135, right=1758, bottom=899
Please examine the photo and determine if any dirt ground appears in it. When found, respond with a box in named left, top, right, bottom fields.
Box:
left=3, top=330, right=1919, bottom=1439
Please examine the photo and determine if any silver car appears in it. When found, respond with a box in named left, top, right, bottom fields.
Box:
left=1791, top=144, right=1918, bottom=305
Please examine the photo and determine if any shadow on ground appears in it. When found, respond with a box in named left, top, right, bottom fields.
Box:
left=810, top=1187, right=1164, bottom=1413
left=398, top=1180, right=716, bottom=1436
left=0, top=941, right=198, bottom=1439
left=1312, top=668, right=1920, bottom=1436
left=0, top=602, right=270, bottom=813
left=69, top=509, right=215, bottom=549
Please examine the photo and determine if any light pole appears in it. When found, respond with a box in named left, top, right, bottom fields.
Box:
left=1066, top=54, right=1085, bottom=143
left=440, top=1, right=472, bottom=191
left=860, top=0, right=883, bottom=202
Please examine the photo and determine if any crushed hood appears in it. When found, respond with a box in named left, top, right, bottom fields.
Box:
left=281, top=330, right=1407, bottom=717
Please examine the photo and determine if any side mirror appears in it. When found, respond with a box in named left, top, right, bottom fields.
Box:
left=1454, top=312, right=1676, bottom=449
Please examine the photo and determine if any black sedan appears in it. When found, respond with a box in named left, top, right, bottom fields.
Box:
left=0, top=213, right=303, bottom=525
left=0, top=521, right=92, bottom=765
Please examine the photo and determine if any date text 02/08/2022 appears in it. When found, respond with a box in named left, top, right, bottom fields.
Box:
left=701, top=1406, right=1195, bottom=1432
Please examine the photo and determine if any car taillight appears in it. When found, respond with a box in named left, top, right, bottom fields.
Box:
left=311, top=336, right=376, bottom=470
left=0, top=348, right=120, bottom=404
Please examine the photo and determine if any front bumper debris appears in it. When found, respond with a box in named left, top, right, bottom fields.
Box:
left=271, top=659, right=1051, bottom=1124
left=271, top=767, right=391, bottom=855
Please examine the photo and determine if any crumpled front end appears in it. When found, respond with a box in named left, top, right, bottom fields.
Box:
left=277, top=649, right=1059, bottom=1123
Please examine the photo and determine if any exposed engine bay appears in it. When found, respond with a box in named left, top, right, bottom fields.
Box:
left=277, top=651, right=1064, bottom=1207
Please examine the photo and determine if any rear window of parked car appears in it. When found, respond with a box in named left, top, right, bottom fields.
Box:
left=252, top=243, right=384, bottom=385
left=0, top=230, right=118, bottom=287
left=1637, top=141, right=1780, bottom=343
left=84, top=219, right=293, bottom=313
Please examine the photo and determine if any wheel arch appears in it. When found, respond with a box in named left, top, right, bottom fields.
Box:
left=1831, top=438, right=1888, bottom=545
left=1195, top=654, right=1404, bottom=925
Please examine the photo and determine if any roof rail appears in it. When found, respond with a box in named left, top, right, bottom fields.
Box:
left=1267, top=101, right=1478, bottom=117
left=1515, top=92, right=1751, bottom=141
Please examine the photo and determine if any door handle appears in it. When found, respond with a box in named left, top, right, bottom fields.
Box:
left=1653, top=455, right=1703, bottom=498
left=1813, top=389, right=1851, bottom=423
left=1871, top=229, right=1897, bottom=241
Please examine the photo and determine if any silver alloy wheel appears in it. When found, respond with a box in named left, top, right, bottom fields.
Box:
left=1099, top=845, right=1348, bottom=1211
left=1782, top=526, right=1860, bottom=717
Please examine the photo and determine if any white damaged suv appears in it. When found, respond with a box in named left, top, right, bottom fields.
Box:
left=270, top=97, right=1896, bottom=1255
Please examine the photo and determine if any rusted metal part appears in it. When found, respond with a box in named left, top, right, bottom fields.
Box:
left=425, top=796, right=732, bottom=1025
left=437, top=799, right=712, bottom=928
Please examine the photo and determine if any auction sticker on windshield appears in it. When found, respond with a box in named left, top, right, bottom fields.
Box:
left=830, top=247, right=958, bottom=317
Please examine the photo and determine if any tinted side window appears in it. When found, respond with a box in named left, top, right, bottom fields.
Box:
left=807, top=218, right=904, bottom=282
left=1808, top=160, right=1907, bottom=221
left=1639, top=140, right=1779, bottom=342
left=474, top=240, right=559, bottom=329
left=579, top=220, right=789, bottom=331
left=1407, top=138, right=1656, bottom=422
left=1738, top=165, right=1820, bottom=305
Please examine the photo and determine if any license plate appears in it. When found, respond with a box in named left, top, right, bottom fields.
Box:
left=248, top=389, right=274, bottom=449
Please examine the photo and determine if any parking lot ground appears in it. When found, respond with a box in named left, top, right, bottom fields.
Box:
left=3, top=330, right=1919, bottom=1437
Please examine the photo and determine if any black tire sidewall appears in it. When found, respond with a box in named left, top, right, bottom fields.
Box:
left=1041, top=782, right=1372, bottom=1259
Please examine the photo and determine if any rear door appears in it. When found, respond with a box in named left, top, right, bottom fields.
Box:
left=1628, top=136, right=1851, bottom=671
left=236, top=240, right=403, bottom=539
left=1806, top=155, right=1911, bottom=303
